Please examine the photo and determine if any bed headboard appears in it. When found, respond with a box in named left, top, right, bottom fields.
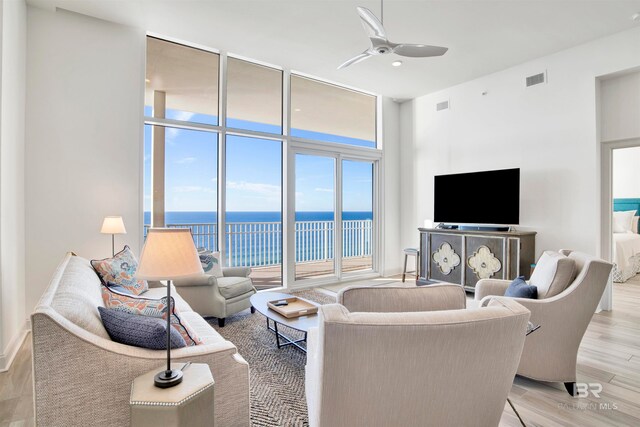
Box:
left=613, top=198, right=640, bottom=214
left=614, top=198, right=640, bottom=233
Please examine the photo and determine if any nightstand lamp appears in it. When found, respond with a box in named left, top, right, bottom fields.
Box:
left=101, top=216, right=127, bottom=256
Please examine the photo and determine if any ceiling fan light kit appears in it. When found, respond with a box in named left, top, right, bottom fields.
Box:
left=338, top=2, right=448, bottom=70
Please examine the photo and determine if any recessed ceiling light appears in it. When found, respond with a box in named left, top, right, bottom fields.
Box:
left=145, top=78, right=151, bottom=83
left=391, top=60, right=403, bottom=67
left=294, top=108, right=301, bottom=112
left=633, top=12, right=640, bottom=22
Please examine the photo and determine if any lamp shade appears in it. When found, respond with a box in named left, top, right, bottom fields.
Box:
left=101, top=216, right=127, bottom=234
left=137, top=228, right=204, bottom=281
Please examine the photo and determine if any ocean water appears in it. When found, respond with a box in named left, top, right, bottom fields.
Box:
left=143, top=211, right=373, bottom=267
left=143, top=211, right=373, bottom=224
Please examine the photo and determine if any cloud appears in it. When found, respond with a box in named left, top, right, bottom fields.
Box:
left=172, top=186, right=216, bottom=194
left=175, top=156, right=197, bottom=165
left=314, top=188, right=333, bottom=193
left=165, top=113, right=197, bottom=141
left=172, top=111, right=196, bottom=122
left=227, top=181, right=281, bottom=197
left=166, top=128, right=180, bottom=141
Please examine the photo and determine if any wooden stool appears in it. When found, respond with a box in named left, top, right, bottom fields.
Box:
left=402, top=248, right=420, bottom=282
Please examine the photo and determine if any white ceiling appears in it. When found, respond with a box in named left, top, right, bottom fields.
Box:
left=28, top=0, right=640, bottom=99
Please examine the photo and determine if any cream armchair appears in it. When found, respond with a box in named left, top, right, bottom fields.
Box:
left=305, top=285, right=531, bottom=427
left=474, top=250, right=613, bottom=395
left=174, top=267, right=256, bottom=327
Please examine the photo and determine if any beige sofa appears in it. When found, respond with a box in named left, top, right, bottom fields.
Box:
left=475, top=250, right=613, bottom=395
left=31, top=252, right=250, bottom=427
left=306, top=285, right=531, bottom=427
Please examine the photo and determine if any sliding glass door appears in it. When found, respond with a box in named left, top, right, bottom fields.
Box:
left=291, top=151, right=377, bottom=284
left=294, top=154, right=336, bottom=280
left=341, top=160, right=374, bottom=274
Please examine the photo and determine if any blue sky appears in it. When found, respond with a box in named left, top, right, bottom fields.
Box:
left=144, top=108, right=374, bottom=212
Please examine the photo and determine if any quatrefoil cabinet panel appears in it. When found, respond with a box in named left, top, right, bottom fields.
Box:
left=419, top=228, right=536, bottom=292
left=465, top=238, right=504, bottom=283
left=427, top=233, right=463, bottom=283
left=432, top=243, right=461, bottom=275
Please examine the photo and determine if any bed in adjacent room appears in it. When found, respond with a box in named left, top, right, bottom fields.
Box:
left=612, top=199, right=640, bottom=283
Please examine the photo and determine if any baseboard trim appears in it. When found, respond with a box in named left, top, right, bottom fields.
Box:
left=0, top=321, right=30, bottom=373
left=383, top=267, right=404, bottom=277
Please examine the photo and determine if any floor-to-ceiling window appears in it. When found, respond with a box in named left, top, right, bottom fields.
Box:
left=289, top=75, right=377, bottom=282
left=226, top=135, right=282, bottom=289
left=144, top=36, right=220, bottom=236
left=144, top=36, right=380, bottom=289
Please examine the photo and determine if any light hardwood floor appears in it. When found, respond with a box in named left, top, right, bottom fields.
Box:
left=0, top=333, right=33, bottom=427
left=1, top=278, right=639, bottom=426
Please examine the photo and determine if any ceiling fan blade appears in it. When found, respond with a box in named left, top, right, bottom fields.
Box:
left=394, top=44, right=448, bottom=58
left=356, top=7, right=387, bottom=39
left=337, top=51, right=372, bottom=69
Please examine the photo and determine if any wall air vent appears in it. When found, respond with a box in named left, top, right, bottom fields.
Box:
left=526, top=72, right=546, bottom=87
left=436, top=100, right=449, bottom=111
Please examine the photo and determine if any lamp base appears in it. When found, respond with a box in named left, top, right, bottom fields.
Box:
left=154, top=369, right=183, bottom=388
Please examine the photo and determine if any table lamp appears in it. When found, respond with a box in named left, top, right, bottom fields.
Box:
left=136, top=228, right=204, bottom=388
left=101, top=216, right=127, bottom=256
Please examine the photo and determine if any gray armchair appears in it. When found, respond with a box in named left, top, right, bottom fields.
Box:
left=306, top=284, right=531, bottom=427
left=475, top=250, right=613, bottom=395
left=174, top=267, right=256, bottom=327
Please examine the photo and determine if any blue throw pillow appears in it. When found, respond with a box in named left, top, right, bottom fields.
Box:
left=98, top=307, right=186, bottom=350
left=504, top=276, right=537, bottom=299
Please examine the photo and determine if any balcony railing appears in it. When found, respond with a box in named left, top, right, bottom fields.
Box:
left=143, top=220, right=373, bottom=268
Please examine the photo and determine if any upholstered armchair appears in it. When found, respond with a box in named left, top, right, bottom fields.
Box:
left=305, top=284, right=531, bottom=427
left=174, top=267, right=256, bottom=327
left=474, top=250, right=613, bottom=395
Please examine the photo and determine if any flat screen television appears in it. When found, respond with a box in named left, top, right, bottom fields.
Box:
left=434, top=168, right=520, bottom=225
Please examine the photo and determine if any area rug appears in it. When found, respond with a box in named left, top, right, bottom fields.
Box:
left=209, top=290, right=336, bottom=427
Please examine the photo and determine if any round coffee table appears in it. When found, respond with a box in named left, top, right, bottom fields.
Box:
left=250, top=292, right=320, bottom=353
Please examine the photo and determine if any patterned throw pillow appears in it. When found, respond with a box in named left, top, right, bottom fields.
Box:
left=98, top=307, right=186, bottom=350
left=101, top=284, right=203, bottom=346
left=197, top=248, right=223, bottom=278
left=91, top=246, right=148, bottom=295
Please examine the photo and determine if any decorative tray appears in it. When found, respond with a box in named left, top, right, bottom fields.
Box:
left=267, top=296, right=319, bottom=318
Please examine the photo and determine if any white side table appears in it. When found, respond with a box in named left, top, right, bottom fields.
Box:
left=130, top=363, right=214, bottom=427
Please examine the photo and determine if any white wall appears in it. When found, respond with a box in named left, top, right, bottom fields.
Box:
left=25, top=7, right=145, bottom=312
left=613, top=147, right=640, bottom=199
left=399, top=100, right=418, bottom=249
left=382, top=98, right=402, bottom=275
left=604, top=71, right=640, bottom=200
left=601, top=71, right=640, bottom=143
left=399, top=26, right=640, bottom=258
left=0, top=0, right=27, bottom=371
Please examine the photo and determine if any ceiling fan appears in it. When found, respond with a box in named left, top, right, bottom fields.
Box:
left=338, top=1, right=448, bottom=69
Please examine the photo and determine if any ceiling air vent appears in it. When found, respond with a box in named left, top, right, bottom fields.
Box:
left=526, top=72, right=546, bottom=87
left=436, top=100, right=449, bottom=111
